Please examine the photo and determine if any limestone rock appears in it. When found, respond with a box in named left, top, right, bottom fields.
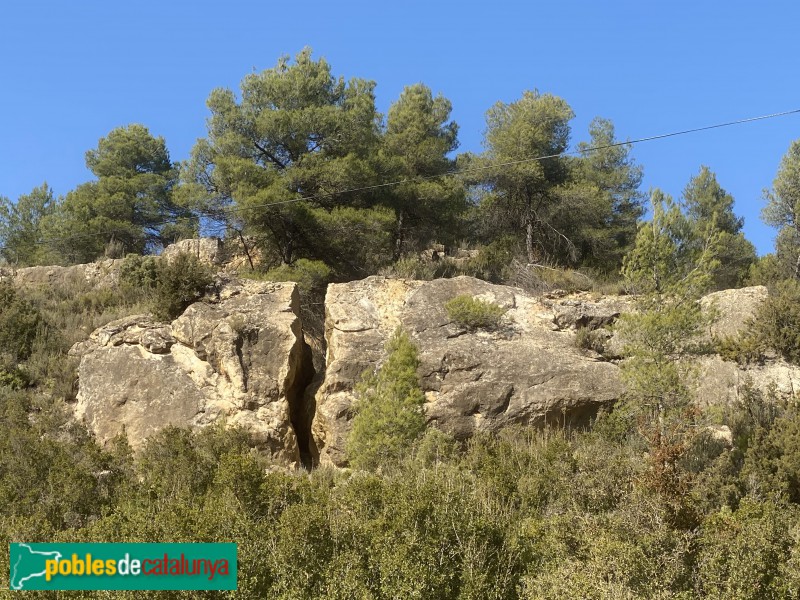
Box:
left=700, top=285, right=768, bottom=340
left=313, top=276, right=625, bottom=467
left=693, top=355, right=800, bottom=407
left=161, top=237, right=262, bottom=271
left=12, top=259, right=122, bottom=289
left=72, top=280, right=314, bottom=467
left=161, top=238, right=227, bottom=266
left=544, top=294, right=634, bottom=331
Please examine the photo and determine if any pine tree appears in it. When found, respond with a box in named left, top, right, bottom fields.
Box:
left=346, top=329, right=426, bottom=471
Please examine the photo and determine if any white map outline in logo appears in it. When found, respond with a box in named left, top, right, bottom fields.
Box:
left=10, top=543, right=63, bottom=590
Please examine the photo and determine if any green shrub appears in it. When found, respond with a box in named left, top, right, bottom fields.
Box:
left=259, top=258, right=332, bottom=293
left=118, top=253, right=159, bottom=293
left=346, top=329, right=426, bottom=471
left=716, top=333, right=766, bottom=365
left=444, top=294, right=507, bottom=330
left=574, top=325, right=609, bottom=354
left=750, top=280, right=800, bottom=365
left=0, top=282, right=45, bottom=362
left=385, top=256, right=462, bottom=281
left=150, top=253, right=213, bottom=321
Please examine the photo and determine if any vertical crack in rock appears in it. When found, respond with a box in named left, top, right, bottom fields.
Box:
left=286, top=338, right=316, bottom=469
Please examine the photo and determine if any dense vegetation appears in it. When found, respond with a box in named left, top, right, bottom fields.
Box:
left=1, top=48, right=800, bottom=597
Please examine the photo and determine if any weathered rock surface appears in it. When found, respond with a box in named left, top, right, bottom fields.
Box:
left=5, top=259, right=123, bottom=289
left=162, top=237, right=262, bottom=271
left=700, top=285, right=768, bottom=340
left=313, top=276, right=626, bottom=467
left=71, top=280, right=314, bottom=467
left=693, top=355, right=800, bottom=406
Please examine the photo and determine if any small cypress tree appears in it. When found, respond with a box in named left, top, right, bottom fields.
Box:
left=346, top=329, right=426, bottom=471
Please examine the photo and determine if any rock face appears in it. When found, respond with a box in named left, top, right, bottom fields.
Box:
left=161, top=237, right=262, bottom=271
left=700, top=285, right=768, bottom=340
left=66, top=266, right=795, bottom=470
left=70, top=280, right=314, bottom=467
left=6, top=259, right=123, bottom=289
left=694, top=356, right=800, bottom=406
left=313, top=276, right=625, bottom=467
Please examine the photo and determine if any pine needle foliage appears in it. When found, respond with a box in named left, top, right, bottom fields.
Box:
left=346, top=329, right=426, bottom=471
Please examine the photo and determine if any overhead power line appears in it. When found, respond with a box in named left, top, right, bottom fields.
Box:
left=1, top=107, right=799, bottom=253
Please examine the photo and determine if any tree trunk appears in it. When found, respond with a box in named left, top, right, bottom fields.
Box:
left=393, top=210, right=405, bottom=262
left=526, top=220, right=536, bottom=263
left=794, top=248, right=800, bottom=280
left=235, top=229, right=255, bottom=271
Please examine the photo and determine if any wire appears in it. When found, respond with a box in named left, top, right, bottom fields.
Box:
left=1, top=107, right=799, bottom=254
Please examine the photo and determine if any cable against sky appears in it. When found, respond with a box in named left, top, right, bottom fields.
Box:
left=2, top=107, right=799, bottom=252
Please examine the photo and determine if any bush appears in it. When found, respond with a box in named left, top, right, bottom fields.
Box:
left=750, top=280, right=800, bottom=365
left=721, top=280, right=800, bottom=366
left=118, top=253, right=159, bottom=293
left=444, top=294, right=506, bottom=330
left=0, top=282, right=45, bottom=362
left=346, top=329, right=427, bottom=471
left=150, top=253, right=213, bottom=321
left=574, top=325, right=608, bottom=354
left=259, top=259, right=332, bottom=293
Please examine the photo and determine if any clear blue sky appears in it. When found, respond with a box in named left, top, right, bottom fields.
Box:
left=1, top=1, right=798, bottom=255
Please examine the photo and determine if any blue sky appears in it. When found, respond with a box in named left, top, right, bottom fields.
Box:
left=1, top=1, right=798, bottom=255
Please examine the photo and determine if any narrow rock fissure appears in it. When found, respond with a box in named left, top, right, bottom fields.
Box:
left=287, top=338, right=317, bottom=470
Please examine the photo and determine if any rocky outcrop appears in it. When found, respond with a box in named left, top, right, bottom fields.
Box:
left=6, top=259, right=123, bottom=289
left=313, top=276, right=625, bottom=467
left=70, top=280, right=314, bottom=467
left=700, top=285, right=768, bottom=340
left=162, top=237, right=262, bottom=271
left=694, top=356, right=800, bottom=406
left=64, top=266, right=794, bottom=470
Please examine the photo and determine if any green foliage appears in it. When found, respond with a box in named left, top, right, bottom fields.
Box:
left=463, top=236, right=518, bottom=283
left=751, top=279, right=800, bottom=365
left=445, top=294, right=507, bottom=330
left=149, top=253, right=213, bottom=321
left=719, top=280, right=800, bottom=366
left=40, top=125, right=195, bottom=264
left=697, top=500, right=799, bottom=599
left=622, top=189, right=721, bottom=296
left=380, top=83, right=466, bottom=258
left=469, top=90, right=574, bottom=264
left=570, top=117, right=645, bottom=271
left=681, top=166, right=755, bottom=289
left=574, top=325, right=608, bottom=354
left=746, top=253, right=786, bottom=287
left=118, top=253, right=159, bottom=293
left=0, top=282, right=45, bottom=362
left=186, top=48, right=382, bottom=268
left=762, top=139, right=800, bottom=280
left=346, top=329, right=427, bottom=471
left=0, top=184, right=58, bottom=266
left=260, top=258, right=332, bottom=293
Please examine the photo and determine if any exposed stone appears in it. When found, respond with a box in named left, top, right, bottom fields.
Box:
left=162, top=238, right=227, bottom=266
left=161, top=237, right=263, bottom=272
left=12, top=259, right=123, bottom=289
left=700, top=285, right=768, bottom=340
left=544, top=294, right=634, bottom=331
left=72, top=281, right=314, bottom=467
left=693, top=355, right=800, bottom=407
left=706, top=425, right=733, bottom=446
left=313, top=276, right=625, bottom=467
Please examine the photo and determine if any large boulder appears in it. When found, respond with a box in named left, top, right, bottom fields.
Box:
left=70, top=280, right=315, bottom=467
left=11, top=259, right=123, bottom=289
left=313, top=276, right=625, bottom=467
left=694, top=355, right=800, bottom=407
left=700, top=285, right=769, bottom=340
left=161, top=237, right=263, bottom=272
